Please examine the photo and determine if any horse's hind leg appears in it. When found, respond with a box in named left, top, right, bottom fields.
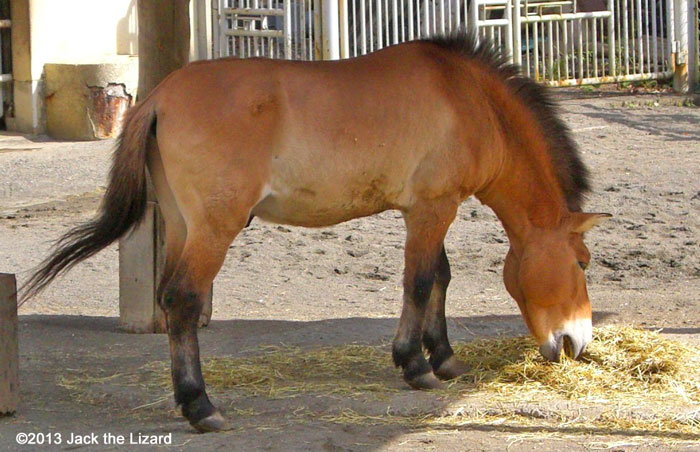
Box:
left=162, top=214, right=248, bottom=432
left=422, top=246, right=470, bottom=380
left=393, top=200, right=458, bottom=390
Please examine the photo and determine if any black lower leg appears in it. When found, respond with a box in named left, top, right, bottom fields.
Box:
left=422, top=247, right=455, bottom=371
left=165, top=284, right=217, bottom=425
left=393, top=270, right=436, bottom=381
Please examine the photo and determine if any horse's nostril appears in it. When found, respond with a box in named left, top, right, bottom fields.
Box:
left=562, top=335, right=575, bottom=359
left=539, top=338, right=563, bottom=363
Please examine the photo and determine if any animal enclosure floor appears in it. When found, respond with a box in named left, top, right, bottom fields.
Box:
left=1, top=92, right=699, bottom=451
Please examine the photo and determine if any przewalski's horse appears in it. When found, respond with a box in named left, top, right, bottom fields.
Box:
left=22, top=32, right=610, bottom=432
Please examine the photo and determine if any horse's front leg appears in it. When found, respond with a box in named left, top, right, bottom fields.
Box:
left=421, top=246, right=470, bottom=380
left=393, top=201, right=458, bottom=389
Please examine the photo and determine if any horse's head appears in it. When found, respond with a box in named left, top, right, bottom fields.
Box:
left=503, top=212, right=611, bottom=362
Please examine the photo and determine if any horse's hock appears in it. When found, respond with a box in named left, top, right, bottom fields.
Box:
left=44, top=57, right=138, bottom=140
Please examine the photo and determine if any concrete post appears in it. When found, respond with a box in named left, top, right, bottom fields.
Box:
left=0, top=273, right=19, bottom=415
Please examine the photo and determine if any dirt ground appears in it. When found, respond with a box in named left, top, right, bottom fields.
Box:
left=0, top=91, right=699, bottom=451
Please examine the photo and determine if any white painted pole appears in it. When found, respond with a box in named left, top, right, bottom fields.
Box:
left=340, top=0, right=350, bottom=57
left=504, top=0, right=513, bottom=63
left=284, top=0, right=293, bottom=58
left=672, top=0, right=689, bottom=92
left=322, top=0, right=341, bottom=59
left=513, top=0, right=522, bottom=65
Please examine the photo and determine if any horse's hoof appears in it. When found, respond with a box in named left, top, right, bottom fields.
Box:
left=434, top=356, right=471, bottom=380
left=197, top=313, right=211, bottom=328
left=192, top=411, right=231, bottom=433
left=406, top=371, right=446, bottom=390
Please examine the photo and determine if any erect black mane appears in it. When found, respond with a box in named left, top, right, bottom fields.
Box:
left=423, top=31, right=590, bottom=212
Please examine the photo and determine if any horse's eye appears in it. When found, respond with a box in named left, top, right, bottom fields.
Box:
left=578, top=261, right=589, bottom=271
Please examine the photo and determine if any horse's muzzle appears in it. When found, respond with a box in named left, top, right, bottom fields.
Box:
left=538, top=319, right=592, bottom=362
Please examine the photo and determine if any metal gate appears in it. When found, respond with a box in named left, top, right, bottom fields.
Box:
left=516, top=0, right=674, bottom=85
left=214, top=0, right=315, bottom=59
left=212, top=0, right=695, bottom=87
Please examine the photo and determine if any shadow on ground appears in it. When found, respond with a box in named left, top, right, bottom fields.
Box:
left=5, top=312, right=693, bottom=452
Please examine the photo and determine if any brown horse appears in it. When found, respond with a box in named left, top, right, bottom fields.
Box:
left=23, top=32, right=609, bottom=432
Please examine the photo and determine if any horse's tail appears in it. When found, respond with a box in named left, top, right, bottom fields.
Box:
left=20, top=98, right=157, bottom=303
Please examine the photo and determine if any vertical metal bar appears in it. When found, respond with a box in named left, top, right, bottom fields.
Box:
left=584, top=19, right=589, bottom=78
left=408, top=0, right=414, bottom=39
left=284, top=0, right=293, bottom=58
left=439, top=0, right=445, bottom=34
left=385, top=0, right=390, bottom=45
left=432, top=0, right=437, bottom=33
left=666, top=0, right=674, bottom=73
left=505, top=0, right=513, bottom=63
left=447, top=0, right=452, bottom=31
left=608, top=0, right=616, bottom=75
left=593, top=18, right=598, bottom=76
left=322, top=0, right=341, bottom=58
left=563, top=18, right=570, bottom=79
left=548, top=20, right=554, bottom=80
left=630, top=0, right=636, bottom=71
left=377, top=0, right=383, bottom=49
left=218, top=0, right=227, bottom=56
left=352, top=0, right=357, bottom=55
left=651, top=0, right=658, bottom=73
left=393, top=0, right=399, bottom=43
left=525, top=22, right=531, bottom=76
left=622, top=0, right=629, bottom=73
left=644, top=0, right=650, bottom=72
left=577, top=18, right=584, bottom=78
left=400, top=0, right=405, bottom=42
left=533, top=21, right=539, bottom=79
left=301, top=0, right=307, bottom=59
left=513, top=0, right=521, bottom=65
left=455, top=0, right=461, bottom=28
left=314, top=0, right=323, bottom=58
left=636, top=0, right=643, bottom=72
left=423, top=0, right=430, bottom=36
left=361, top=0, right=368, bottom=53
left=469, top=0, right=478, bottom=38
left=555, top=17, right=561, bottom=79
left=308, top=0, right=314, bottom=58
left=340, top=0, right=350, bottom=57
left=369, top=0, right=374, bottom=50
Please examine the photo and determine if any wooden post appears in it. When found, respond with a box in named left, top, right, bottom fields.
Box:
left=0, top=273, right=19, bottom=415
left=119, top=0, right=212, bottom=333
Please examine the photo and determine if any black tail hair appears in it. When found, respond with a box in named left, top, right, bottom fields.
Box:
left=20, top=102, right=156, bottom=303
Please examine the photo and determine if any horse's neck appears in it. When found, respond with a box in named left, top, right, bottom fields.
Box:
left=475, top=145, right=567, bottom=251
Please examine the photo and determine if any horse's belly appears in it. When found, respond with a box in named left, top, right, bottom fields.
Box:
left=251, top=175, right=402, bottom=227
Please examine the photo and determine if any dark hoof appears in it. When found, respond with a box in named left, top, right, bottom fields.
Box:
left=197, top=313, right=211, bottom=328
left=434, top=356, right=471, bottom=380
left=406, top=371, right=446, bottom=390
left=191, top=411, right=231, bottom=433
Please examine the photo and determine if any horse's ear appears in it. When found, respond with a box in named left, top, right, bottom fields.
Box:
left=570, top=212, right=612, bottom=233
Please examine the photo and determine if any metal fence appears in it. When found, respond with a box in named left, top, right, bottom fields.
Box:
left=516, top=0, right=674, bottom=86
left=345, top=0, right=512, bottom=58
left=212, top=0, right=694, bottom=87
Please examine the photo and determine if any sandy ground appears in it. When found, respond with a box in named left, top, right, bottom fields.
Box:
left=0, top=92, right=699, bottom=451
